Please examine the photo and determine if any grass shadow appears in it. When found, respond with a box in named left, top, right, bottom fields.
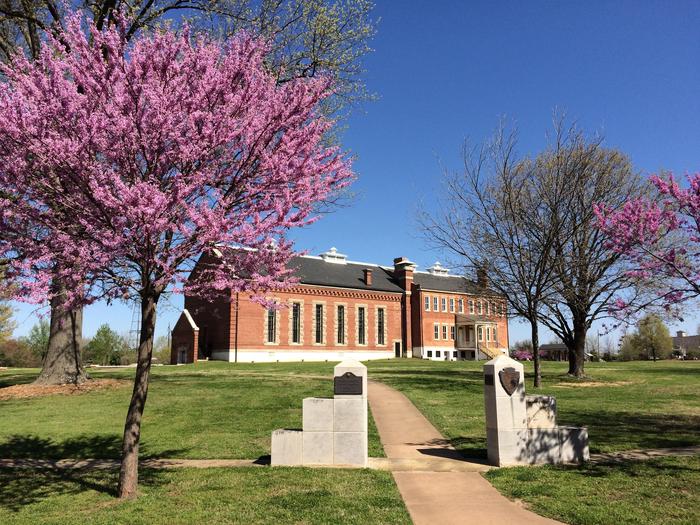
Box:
left=565, top=410, right=700, bottom=452
left=0, top=434, right=190, bottom=460
left=0, top=466, right=166, bottom=512
left=0, top=435, right=188, bottom=512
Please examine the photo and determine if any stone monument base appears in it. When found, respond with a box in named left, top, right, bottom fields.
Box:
left=271, top=360, right=368, bottom=468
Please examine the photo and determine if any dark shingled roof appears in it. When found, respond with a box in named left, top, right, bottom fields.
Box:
left=413, top=272, right=481, bottom=294
left=289, top=256, right=403, bottom=293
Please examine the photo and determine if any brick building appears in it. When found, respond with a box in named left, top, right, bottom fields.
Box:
left=171, top=248, right=509, bottom=364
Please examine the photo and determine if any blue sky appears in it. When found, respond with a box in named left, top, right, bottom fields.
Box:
left=9, top=1, right=700, bottom=347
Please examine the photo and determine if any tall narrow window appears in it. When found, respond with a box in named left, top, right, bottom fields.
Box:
left=458, top=298, right=464, bottom=313
left=477, top=301, right=483, bottom=315
left=315, top=304, right=324, bottom=344
left=337, top=305, right=345, bottom=344
left=433, top=297, right=438, bottom=311
left=292, top=302, right=301, bottom=344
left=377, top=308, right=385, bottom=345
left=425, top=295, right=430, bottom=311
left=442, top=324, right=447, bottom=340
left=450, top=325, right=455, bottom=340
left=358, top=307, right=366, bottom=345
left=441, top=297, right=447, bottom=312
left=478, top=326, right=483, bottom=341
left=493, top=326, right=498, bottom=343
left=469, top=300, right=475, bottom=314
left=434, top=324, right=439, bottom=340
left=449, top=298, right=455, bottom=312
left=267, top=309, right=276, bottom=343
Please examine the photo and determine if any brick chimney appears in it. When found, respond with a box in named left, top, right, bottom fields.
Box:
left=394, top=257, right=416, bottom=358
left=363, top=268, right=373, bottom=286
left=393, top=257, right=415, bottom=290
left=476, top=266, right=489, bottom=288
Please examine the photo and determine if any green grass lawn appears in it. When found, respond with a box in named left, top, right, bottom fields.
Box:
left=0, top=467, right=409, bottom=524
left=485, top=456, right=700, bottom=525
left=0, top=362, right=406, bottom=524
left=1, top=358, right=699, bottom=524
left=366, top=359, right=700, bottom=457
left=366, top=358, right=700, bottom=525
left=0, top=362, right=384, bottom=460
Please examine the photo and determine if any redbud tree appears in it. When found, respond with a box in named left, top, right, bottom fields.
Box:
left=0, top=16, right=352, bottom=498
left=595, top=174, right=700, bottom=315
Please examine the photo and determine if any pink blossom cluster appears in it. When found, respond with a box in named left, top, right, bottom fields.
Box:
left=595, top=173, right=700, bottom=310
left=0, top=15, right=353, bottom=309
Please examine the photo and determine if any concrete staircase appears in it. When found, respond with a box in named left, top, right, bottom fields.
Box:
left=478, top=344, right=503, bottom=360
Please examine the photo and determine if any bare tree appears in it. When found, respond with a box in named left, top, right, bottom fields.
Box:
left=536, top=122, right=647, bottom=377
left=0, top=0, right=377, bottom=384
left=420, top=125, right=566, bottom=388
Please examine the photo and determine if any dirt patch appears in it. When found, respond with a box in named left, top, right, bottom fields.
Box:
left=553, top=380, right=635, bottom=389
left=0, top=379, right=128, bottom=401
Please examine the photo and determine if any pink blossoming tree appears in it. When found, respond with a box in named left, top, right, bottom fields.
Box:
left=595, top=174, right=700, bottom=315
left=0, top=16, right=352, bottom=498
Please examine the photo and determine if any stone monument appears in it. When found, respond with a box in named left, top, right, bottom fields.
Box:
left=271, top=360, right=368, bottom=467
left=484, top=355, right=589, bottom=466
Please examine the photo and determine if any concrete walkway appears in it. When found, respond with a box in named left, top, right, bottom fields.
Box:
left=367, top=380, right=562, bottom=525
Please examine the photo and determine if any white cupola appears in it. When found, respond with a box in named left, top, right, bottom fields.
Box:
left=319, top=247, right=348, bottom=264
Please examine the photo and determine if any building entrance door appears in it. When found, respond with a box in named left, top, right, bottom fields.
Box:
left=394, top=341, right=401, bottom=358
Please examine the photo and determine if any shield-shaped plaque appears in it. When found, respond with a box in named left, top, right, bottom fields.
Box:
left=499, top=367, right=520, bottom=396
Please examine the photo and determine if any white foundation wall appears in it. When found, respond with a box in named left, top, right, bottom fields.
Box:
left=412, top=346, right=499, bottom=361
left=210, top=349, right=393, bottom=363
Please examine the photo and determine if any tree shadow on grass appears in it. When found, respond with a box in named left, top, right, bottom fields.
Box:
left=548, top=456, right=699, bottom=480
left=0, top=434, right=189, bottom=461
left=0, top=435, right=188, bottom=512
left=0, top=466, right=166, bottom=512
left=559, top=410, right=700, bottom=452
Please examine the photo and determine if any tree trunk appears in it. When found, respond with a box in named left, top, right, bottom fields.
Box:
left=118, top=293, right=158, bottom=499
left=33, top=280, right=87, bottom=385
left=530, top=319, right=541, bottom=388
left=568, top=320, right=586, bottom=378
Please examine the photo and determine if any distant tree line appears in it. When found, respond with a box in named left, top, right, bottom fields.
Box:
left=0, top=316, right=171, bottom=367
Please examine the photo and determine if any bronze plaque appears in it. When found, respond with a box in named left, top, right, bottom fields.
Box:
left=484, top=373, right=494, bottom=386
left=334, top=372, right=362, bottom=395
left=499, top=367, right=520, bottom=396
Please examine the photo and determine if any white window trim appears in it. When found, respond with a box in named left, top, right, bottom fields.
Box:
left=433, top=297, right=439, bottom=311
left=442, top=324, right=448, bottom=340
left=424, top=295, right=430, bottom=311
left=335, top=303, right=348, bottom=346
left=312, top=301, right=327, bottom=346
left=458, top=298, right=464, bottom=313
left=356, top=304, right=368, bottom=347
left=288, top=300, right=304, bottom=345
left=263, top=303, right=279, bottom=346
left=441, top=297, right=447, bottom=312
left=375, top=306, right=387, bottom=347
left=434, top=323, right=439, bottom=340
left=449, top=298, right=455, bottom=313
left=469, top=300, right=475, bottom=314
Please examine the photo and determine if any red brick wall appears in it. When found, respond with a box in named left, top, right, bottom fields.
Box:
left=170, top=312, right=199, bottom=364
left=184, top=293, right=230, bottom=358
left=416, top=290, right=509, bottom=349
left=231, top=285, right=402, bottom=352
